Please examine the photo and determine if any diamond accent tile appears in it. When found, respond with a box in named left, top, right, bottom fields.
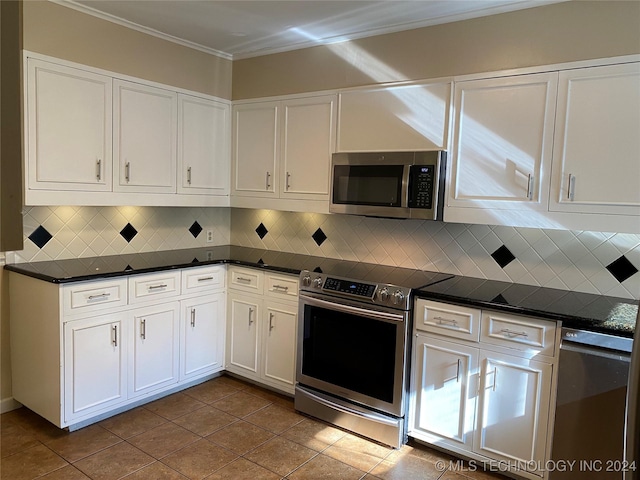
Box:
left=312, top=228, right=327, bottom=246
left=606, top=255, right=639, bottom=283
left=189, top=221, right=203, bottom=238
left=491, top=245, right=516, bottom=269
left=119, top=223, right=138, bottom=243
left=28, top=225, right=53, bottom=249
left=256, top=223, right=268, bottom=239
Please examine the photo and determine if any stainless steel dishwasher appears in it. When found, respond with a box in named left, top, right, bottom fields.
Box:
left=550, top=327, right=633, bottom=479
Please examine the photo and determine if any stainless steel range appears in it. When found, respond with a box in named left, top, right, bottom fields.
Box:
left=295, top=268, right=451, bottom=448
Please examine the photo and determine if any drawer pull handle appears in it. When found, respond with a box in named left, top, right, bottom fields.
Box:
left=88, top=293, right=111, bottom=300
left=141, top=319, right=146, bottom=340
left=187, top=166, right=192, bottom=185
left=237, top=276, right=252, bottom=283
left=191, top=308, right=196, bottom=327
left=112, top=325, right=118, bottom=347
left=269, top=312, right=275, bottom=331
left=266, top=171, right=271, bottom=189
left=492, top=367, right=498, bottom=391
left=272, top=284, right=289, bottom=291
left=248, top=308, right=254, bottom=325
left=148, top=284, right=168, bottom=290
left=125, top=161, right=131, bottom=183
left=434, top=316, right=458, bottom=326
left=197, top=277, right=214, bottom=282
left=96, top=159, right=102, bottom=181
left=526, top=174, right=534, bottom=200
left=500, top=328, right=528, bottom=338
left=456, top=359, right=461, bottom=383
left=286, top=172, right=291, bottom=191
left=567, top=173, right=576, bottom=201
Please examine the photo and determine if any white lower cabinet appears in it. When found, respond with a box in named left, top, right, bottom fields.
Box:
left=9, top=265, right=226, bottom=429
left=226, top=267, right=298, bottom=394
left=64, top=312, right=128, bottom=421
left=180, top=293, right=226, bottom=381
left=410, top=299, right=558, bottom=480
left=128, top=302, right=180, bottom=398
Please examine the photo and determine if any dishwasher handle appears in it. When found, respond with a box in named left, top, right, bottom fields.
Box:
left=561, top=327, right=633, bottom=357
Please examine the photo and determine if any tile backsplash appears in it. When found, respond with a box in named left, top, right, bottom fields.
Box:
left=8, top=206, right=640, bottom=300
left=231, top=209, right=640, bottom=300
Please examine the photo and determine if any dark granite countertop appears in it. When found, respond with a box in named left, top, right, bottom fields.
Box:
left=415, top=275, right=638, bottom=339
left=5, top=245, right=638, bottom=338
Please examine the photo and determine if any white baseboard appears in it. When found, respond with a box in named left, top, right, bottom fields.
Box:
left=1, top=397, right=23, bottom=414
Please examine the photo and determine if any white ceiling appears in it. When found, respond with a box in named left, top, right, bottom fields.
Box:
left=59, top=0, right=565, bottom=59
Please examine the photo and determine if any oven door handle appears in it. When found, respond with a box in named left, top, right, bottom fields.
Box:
left=299, top=386, right=401, bottom=427
left=300, top=294, right=405, bottom=323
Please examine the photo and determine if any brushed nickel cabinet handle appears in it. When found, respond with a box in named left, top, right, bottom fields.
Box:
left=434, top=316, right=458, bottom=326
left=492, top=367, right=498, bottom=391
left=266, top=171, right=271, bottom=189
left=148, top=284, right=168, bottom=290
left=272, top=284, right=289, bottom=291
left=269, top=312, right=275, bottom=331
left=190, top=308, right=196, bottom=327
left=125, top=161, right=131, bottom=183
left=456, top=359, right=461, bottom=383
left=187, top=166, right=192, bottom=185
left=236, top=276, right=252, bottom=283
left=96, top=159, right=102, bottom=181
left=567, top=173, right=576, bottom=201
left=527, top=174, right=534, bottom=200
left=112, top=325, right=118, bottom=347
left=88, top=293, right=111, bottom=300
left=248, top=307, right=254, bottom=325
left=141, top=319, right=146, bottom=339
left=500, top=328, right=528, bottom=338
left=197, top=276, right=214, bottom=282
left=286, top=172, right=291, bottom=191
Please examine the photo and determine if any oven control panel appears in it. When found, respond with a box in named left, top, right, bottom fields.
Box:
left=300, top=271, right=411, bottom=310
left=323, top=277, right=376, bottom=298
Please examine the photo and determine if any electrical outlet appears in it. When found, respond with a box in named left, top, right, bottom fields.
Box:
left=206, top=230, right=213, bottom=243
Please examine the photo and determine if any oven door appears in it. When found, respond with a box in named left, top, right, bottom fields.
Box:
left=296, top=292, right=409, bottom=417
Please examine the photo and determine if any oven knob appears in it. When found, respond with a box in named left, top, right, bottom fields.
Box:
left=378, top=287, right=390, bottom=302
left=313, top=277, right=323, bottom=288
left=392, top=290, right=405, bottom=305
left=301, top=274, right=311, bottom=287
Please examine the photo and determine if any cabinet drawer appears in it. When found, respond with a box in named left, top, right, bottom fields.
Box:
left=481, top=311, right=557, bottom=357
left=228, top=267, right=263, bottom=294
left=265, top=273, right=298, bottom=300
left=129, top=271, right=181, bottom=304
left=182, top=265, right=225, bottom=293
left=414, top=299, right=480, bottom=342
left=63, top=279, right=128, bottom=316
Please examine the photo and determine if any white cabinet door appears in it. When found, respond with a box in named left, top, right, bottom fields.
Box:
left=232, top=102, right=279, bottom=197
left=27, top=59, right=112, bottom=192
left=474, top=350, right=552, bottom=477
left=550, top=62, right=640, bottom=216
left=263, top=301, right=297, bottom=393
left=129, top=302, right=180, bottom=397
left=114, top=79, right=177, bottom=193
left=280, top=95, right=336, bottom=200
left=227, top=293, right=261, bottom=376
left=448, top=73, right=557, bottom=213
left=411, top=334, right=478, bottom=451
left=181, top=293, right=226, bottom=380
left=178, top=94, right=230, bottom=195
left=337, top=82, right=451, bottom=152
left=64, top=313, right=127, bottom=422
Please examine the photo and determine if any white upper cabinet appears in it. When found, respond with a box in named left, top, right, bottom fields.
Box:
left=232, top=102, right=279, bottom=197
left=178, top=94, right=230, bottom=196
left=113, top=80, right=178, bottom=194
left=549, top=63, right=640, bottom=216
left=337, top=81, right=451, bottom=152
left=281, top=95, right=336, bottom=200
left=26, top=59, right=113, bottom=193
left=231, top=94, right=336, bottom=211
left=448, top=72, right=557, bottom=213
left=23, top=53, right=231, bottom=206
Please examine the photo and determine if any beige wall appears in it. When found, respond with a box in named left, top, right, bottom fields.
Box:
left=233, top=1, right=640, bottom=99
left=22, top=1, right=232, bottom=99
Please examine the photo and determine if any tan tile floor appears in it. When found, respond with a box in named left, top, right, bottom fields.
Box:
left=1, top=375, right=510, bottom=479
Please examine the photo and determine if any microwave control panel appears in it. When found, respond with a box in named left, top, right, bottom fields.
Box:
left=408, top=165, right=435, bottom=209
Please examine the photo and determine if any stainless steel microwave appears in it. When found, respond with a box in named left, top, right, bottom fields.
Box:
left=329, top=151, right=446, bottom=220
